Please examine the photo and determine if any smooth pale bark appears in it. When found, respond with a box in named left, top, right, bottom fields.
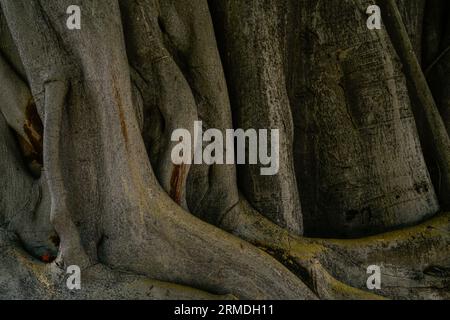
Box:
left=158, top=0, right=240, bottom=225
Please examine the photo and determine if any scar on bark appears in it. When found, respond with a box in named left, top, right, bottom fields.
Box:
left=112, top=77, right=129, bottom=147
left=17, top=100, right=43, bottom=175
left=170, top=164, right=187, bottom=205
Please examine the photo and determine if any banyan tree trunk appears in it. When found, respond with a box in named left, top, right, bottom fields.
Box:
left=0, top=0, right=449, bottom=300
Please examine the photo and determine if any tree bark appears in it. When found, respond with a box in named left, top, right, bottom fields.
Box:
left=0, top=0, right=448, bottom=300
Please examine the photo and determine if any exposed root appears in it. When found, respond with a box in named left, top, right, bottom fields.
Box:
left=308, top=261, right=385, bottom=300
left=0, top=229, right=233, bottom=300
left=0, top=110, right=56, bottom=261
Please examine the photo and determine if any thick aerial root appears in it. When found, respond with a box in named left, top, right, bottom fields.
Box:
left=120, top=0, right=199, bottom=210
left=210, top=0, right=303, bottom=234
left=157, top=0, right=240, bottom=224
left=43, top=81, right=90, bottom=269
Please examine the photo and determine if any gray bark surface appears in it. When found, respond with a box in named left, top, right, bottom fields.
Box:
left=0, top=0, right=449, bottom=300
